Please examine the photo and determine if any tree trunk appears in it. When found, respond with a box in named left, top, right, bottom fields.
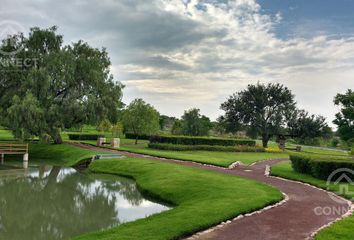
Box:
left=53, top=134, right=63, bottom=144
left=262, top=134, right=269, bottom=148
left=49, top=129, right=63, bottom=144
left=135, top=136, right=138, bottom=145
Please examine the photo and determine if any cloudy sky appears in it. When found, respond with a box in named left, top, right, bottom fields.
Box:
left=1, top=0, right=354, bottom=127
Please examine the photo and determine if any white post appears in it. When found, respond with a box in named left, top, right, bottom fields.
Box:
left=1, top=154, right=4, bottom=165
left=23, top=153, right=29, bottom=169
left=111, top=138, right=120, bottom=148
left=97, top=137, right=106, bottom=147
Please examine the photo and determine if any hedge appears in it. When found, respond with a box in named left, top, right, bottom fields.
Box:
left=290, top=153, right=354, bottom=180
left=68, top=134, right=104, bottom=141
left=125, top=133, right=151, bottom=140
left=148, top=143, right=264, bottom=152
left=149, top=135, right=256, bottom=147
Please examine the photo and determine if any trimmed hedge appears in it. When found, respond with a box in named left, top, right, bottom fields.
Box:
left=149, top=135, right=256, bottom=147
left=68, top=134, right=104, bottom=141
left=290, top=153, right=354, bottom=180
left=125, top=133, right=151, bottom=140
left=148, top=143, right=264, bottom=152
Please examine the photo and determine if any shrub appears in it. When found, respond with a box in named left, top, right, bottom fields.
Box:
left=149, top=135, right=256, bottom=146
left=68, top=134, right=104, bottom=140
left=290, top=153, right=354, bottom=180
left=148, top=143, right=264, bottom=152
left=265, top=147, right=283, bottom=153
left=125, top=133, right=151, bottom=140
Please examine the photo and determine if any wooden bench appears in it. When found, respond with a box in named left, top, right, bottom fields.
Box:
left=0, top=144, right=29, bottom=169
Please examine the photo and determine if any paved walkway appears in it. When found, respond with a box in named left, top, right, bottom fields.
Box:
left=72, top=143, right=352, bottom=240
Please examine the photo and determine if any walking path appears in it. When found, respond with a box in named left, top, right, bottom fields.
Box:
left=72, top=143, right=352, bottom=240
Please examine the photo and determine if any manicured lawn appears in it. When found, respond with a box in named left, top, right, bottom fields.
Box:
left=118, top=142, right=289, bottom=167
left=3, top=143, right=101, bottom=167
left=300, top=146, right=349, bottom=157
left=315, top=215, right=354, bottom=240
left=0, top=129, right=15, bottom=141
left=271, top=161, right=354, bottom=240
left=75, top=157, right=283, bottom=240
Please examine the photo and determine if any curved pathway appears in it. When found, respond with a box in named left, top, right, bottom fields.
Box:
left=71, top=143, right=352, bottom=240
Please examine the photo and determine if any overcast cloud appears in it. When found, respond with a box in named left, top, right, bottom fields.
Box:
left=1, top=0, right=353, bottom=127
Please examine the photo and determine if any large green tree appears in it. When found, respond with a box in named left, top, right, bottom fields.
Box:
left=0, top=26, right=123, bottom=143
left=333, top=89, right=354, bottom=142
left=221, top=83, right=296, bottom=147
left=122, top=99, right=160, bottom=144
left=181, top=108, right=212, bottom=136
left=287, top=109, right=331, bottom=144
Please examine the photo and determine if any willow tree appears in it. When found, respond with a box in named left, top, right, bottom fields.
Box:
left=0, top=26, right=123, bottom=143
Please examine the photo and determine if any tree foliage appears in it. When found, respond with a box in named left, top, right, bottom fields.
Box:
left=181, top=108, right=212, bottom=136
left=0, top=26, right=123, bottom=143
left=333, top=89, right=354, bottom=142
left=287, top=109, right=331, bottom=144
left=171, top=120, right=183, bottom=135
left=221, top=83, right=296, bottom=147
left=122, top=99, right=160, bottom=144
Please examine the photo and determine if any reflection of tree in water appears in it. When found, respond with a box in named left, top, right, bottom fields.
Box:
left=0, top=167, right=145, bottom=240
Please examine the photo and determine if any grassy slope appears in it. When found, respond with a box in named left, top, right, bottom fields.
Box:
left=271, top=161, right=354, bottom=240
left=3, top=143, right=100, bottom=167
left=75, top=157, right=283, bottom=240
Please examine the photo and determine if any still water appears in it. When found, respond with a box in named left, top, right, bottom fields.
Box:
left=0, top=166, right=169, bottom=240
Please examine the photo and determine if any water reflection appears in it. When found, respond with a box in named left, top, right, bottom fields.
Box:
left=0, top=166, right=169, bottom=240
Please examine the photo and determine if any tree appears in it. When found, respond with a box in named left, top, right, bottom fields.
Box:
left=159, top=115, right=176, bottom=131
left=181, top=108, right=212, bottom=136
left=112, top=122, right=124, bottom=137
left=333, top=89, right=354, bottom=142
left=221, top=83, right=296, bottom=147
left=122, top=99, right=160, bottom=144
left=171, top=120, right=183, bottom=135
left=0, top=26, right=123, bottom=143
left=96, top=119, right=112, bottom=134
left=287, top=109, right=331, bottom=144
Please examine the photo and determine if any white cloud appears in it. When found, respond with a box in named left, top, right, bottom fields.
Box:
left=1, top=0, right=353, bottom=126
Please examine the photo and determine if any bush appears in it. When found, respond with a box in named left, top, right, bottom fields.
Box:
left=125, top=133, right=151, bottom=140
left=290, top=153, right=354, bottom=180
left=68, top=134, right=104, bottom=141
left=149, top=135, right=256, bottom=146
left=148, top=143, right=264, bottom=152
left=265, top=147, right=283, bottom=153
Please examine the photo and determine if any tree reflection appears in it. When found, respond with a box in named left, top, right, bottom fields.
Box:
left=0, top=167, right=145, bottom=240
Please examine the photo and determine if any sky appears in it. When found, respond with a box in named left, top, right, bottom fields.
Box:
left=1, top=0, right=354, bottom=127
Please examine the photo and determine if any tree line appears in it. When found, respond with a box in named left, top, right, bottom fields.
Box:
left=0, top=27, right=353, bottom=148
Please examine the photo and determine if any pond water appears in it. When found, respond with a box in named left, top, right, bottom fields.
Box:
left=0, top=166, right=170, bottom=240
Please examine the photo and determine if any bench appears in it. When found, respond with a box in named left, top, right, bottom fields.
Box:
left=0, top=144, right=29, bottom=169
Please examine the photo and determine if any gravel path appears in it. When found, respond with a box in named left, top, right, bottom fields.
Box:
left=71, top=143, right=352, bottom=240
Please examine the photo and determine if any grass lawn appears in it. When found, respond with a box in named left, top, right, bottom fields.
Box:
left=75, top=157, right=283, bottom=240
left=3, top=143, right=101, bottom=167
left=271, top=161, right=354, bottom=240
left=0, top=129, right=15, bottom=141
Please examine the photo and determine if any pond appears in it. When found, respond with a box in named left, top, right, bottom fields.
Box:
left=0, top=166, right=170, bottom=240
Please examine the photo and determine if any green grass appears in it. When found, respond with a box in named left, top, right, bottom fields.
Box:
left=3, top=143, right=101, bottom=167
left=75, top=157, right=283, bottom=240
left=300, top=146, right=349, bottom=157
left=271, top=161, right=354, bottom=240
left=271, top=161, right=354, bottom=200
left=315, top=215, right=354, bottom=240
left=0, top=129, right=15, bottom=141
left=117, top=141, right=289, bottom=167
